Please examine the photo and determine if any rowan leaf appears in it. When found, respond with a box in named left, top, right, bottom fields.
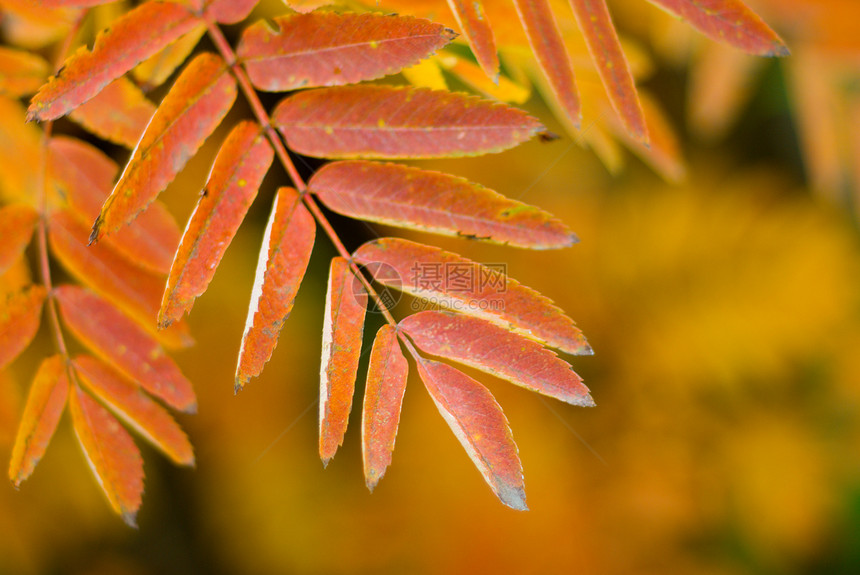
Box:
left=236, top=187, right=315, bottom=390
left=401, top=311, right=593, bottom=406
left=319, top=257, right=367, bottom=465
left=69, top=384, right=143, bottom=527
left=204, top=0, right=258, bottom=24
left=48, top=210, right=192, bottom=349
left=132, top=24, right=206, bottom=90
left=274, top=85, right=546, bottom=159
left=282, top=0, right=333, bottom=13
left=54, top=286, right=197, bottom=413
left=445, top=0, right=499, bottom=81
left=68, top=77, right=155, bottom=149
left=415, top=357, right=526, bottom=510
left=0, top=46, right=49, bottom=97
left=161, top=121, right=274, bottom=328
left=353, top=238, right=591, bottom=355
left=0, top=285, right=46, bottom=370
left=309, top=161, right=576, bottom=249
left=8, top=355, right=68, bottom=487
left=645, top=0, right=789, bottom=56
left=237, top=12, right=456, bottom=92
left=362, top=324, right=408, bottom=491
left=0, top=203, right=38, bottom=275
left=568, top=0, right=648, bottom=142
left=74, top=355, right=194, bottom=466
left=48, top=137, right=182, bottom=276
left=40, top=0, right=115, bottom=7
left=91, top=52, right=237, bottom=242
left=512, top=0, right=581, bottom=128
left=26, top=1, right=200, bottom=121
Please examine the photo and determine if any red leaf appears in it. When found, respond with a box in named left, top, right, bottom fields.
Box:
left=27, top=1, right=199, bottom=121
left=69, top=384, right=143, bottom=527
left=445, top=0, right=499, bottom=81
left=310, top=161, right=576, bottom=249
left=74, top=355, right=194, bottom=466
left=0, top=46, right=49, bottom=97
left=55, top=286, right=197, bottom=413
left=48, top=137, right=182, bottom=276
left=568, top=0, right=647, bottom=142
left=41, top=1, right=115, bottom=6
left=401, top=311, right=593, bottom=406
left=353, top=238, right=591, bottom=355
left=362, top=324, right=408, bottom=490
left=0, top=285, right=46, bottom=370
left=48, top=210, right=192, bottom=349
left=91, top=53, right=237, bottom=242
left=416, top=357, right=526, bottom=510
left=161, top=121, right=273, bottom=328
left=0, top=203, right=38, bottom=275
left=274, top=85, right=546, bottom=159
left=319, top=257, right=367, bottom=465
left=69, top=77, right=155, bottom=149
left=237, top=12, right=455, bottom=92
left=132, top=24, right=207, bottom=90
left=204, top=0, right=258, bottom=24
left=645, top=0, right=789, bottom=56
left=236, top=188, right=315, bottom=389
left=512, top=0, right=581, bottom=128
left=8, top=355, right=68, bottom=486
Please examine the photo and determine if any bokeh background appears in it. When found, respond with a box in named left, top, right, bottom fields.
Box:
left=1, top=0, right=860, bottom=573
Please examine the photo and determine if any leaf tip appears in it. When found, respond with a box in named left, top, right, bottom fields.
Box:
left=538, top=130, right=560, bottom=143
left=499, top=485, right=528, bottom=511
left=88, top=219, right=102, bottom=246
left=769, top=42, right=790, bottom=58
left=121, top=510, right=139, bottom=529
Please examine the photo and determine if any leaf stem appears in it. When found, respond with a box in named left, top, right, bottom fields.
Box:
left=204, top=20, right=399, bottom=327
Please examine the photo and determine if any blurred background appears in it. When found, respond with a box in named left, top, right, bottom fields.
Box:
left=1, top=0, right=860, bottom=573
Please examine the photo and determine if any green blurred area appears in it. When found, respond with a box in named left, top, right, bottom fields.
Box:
left=2, top=2, right=860, bottom=574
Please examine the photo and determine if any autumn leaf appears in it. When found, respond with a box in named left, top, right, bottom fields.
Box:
left=274, top=85, right=547, bottom=159
left=319, top=257, right=367, bottom=465
left=68, top=77, right=155, bottom=148
left=445, top=0, right=499, bottom=81
left=237, top=12, right=456, bottom=92
left=0, top=285, right=46, bottom=370
left=0, top=203, right=39, bottom=275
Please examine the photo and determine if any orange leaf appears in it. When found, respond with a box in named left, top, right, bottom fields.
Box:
left=0, top=203, right=38, bottom=275
left=512, top=0, right=581, bottom=128
left=319, top=257, right=367, bottom=465
left=0, top=46, right=49, bottom=97
left=204, top=0, right=258, bottom=24
left=91, top=53, right=237, bottom=242
left=237, top=12, right=455, bottom=92
left=133, top=24, right=206, bottom=90
left=353, top=238, right=591, bottom=355
left=274, top=85, right=546, bottom=159
left=55, top=286, right=197, bottom=413
left=416, top=357, right=526, bottom=510
left=0, top=285, right=46, bottom=370
left=69, top=77, right=155, bottom=148
left=445, top=0, right=499, bottom=81
left=236, top=187, right=315, bottom=389
left=48, top=137, right=182, bottom=276
left=310, top=161, right=576, bottom=249
left=27, top=1, right=200, bottom=121
left=8, top=355, right=68, bottom=486
left=41, top=1, right=115, bottom=6
left=568, top=0, right=647, bottom=142
left=161, top=121, right=273, bottom=328
left=48, top=210, right=192, bottom=349
left=401, top=311, right=593, bottom=406
left=645, top=0, right=789, bottom=56
left=69, top=384, right=143, bottom=527
left=74, top=355, right=194, bottom=466
left=362, top=324, right=408, bottom=491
